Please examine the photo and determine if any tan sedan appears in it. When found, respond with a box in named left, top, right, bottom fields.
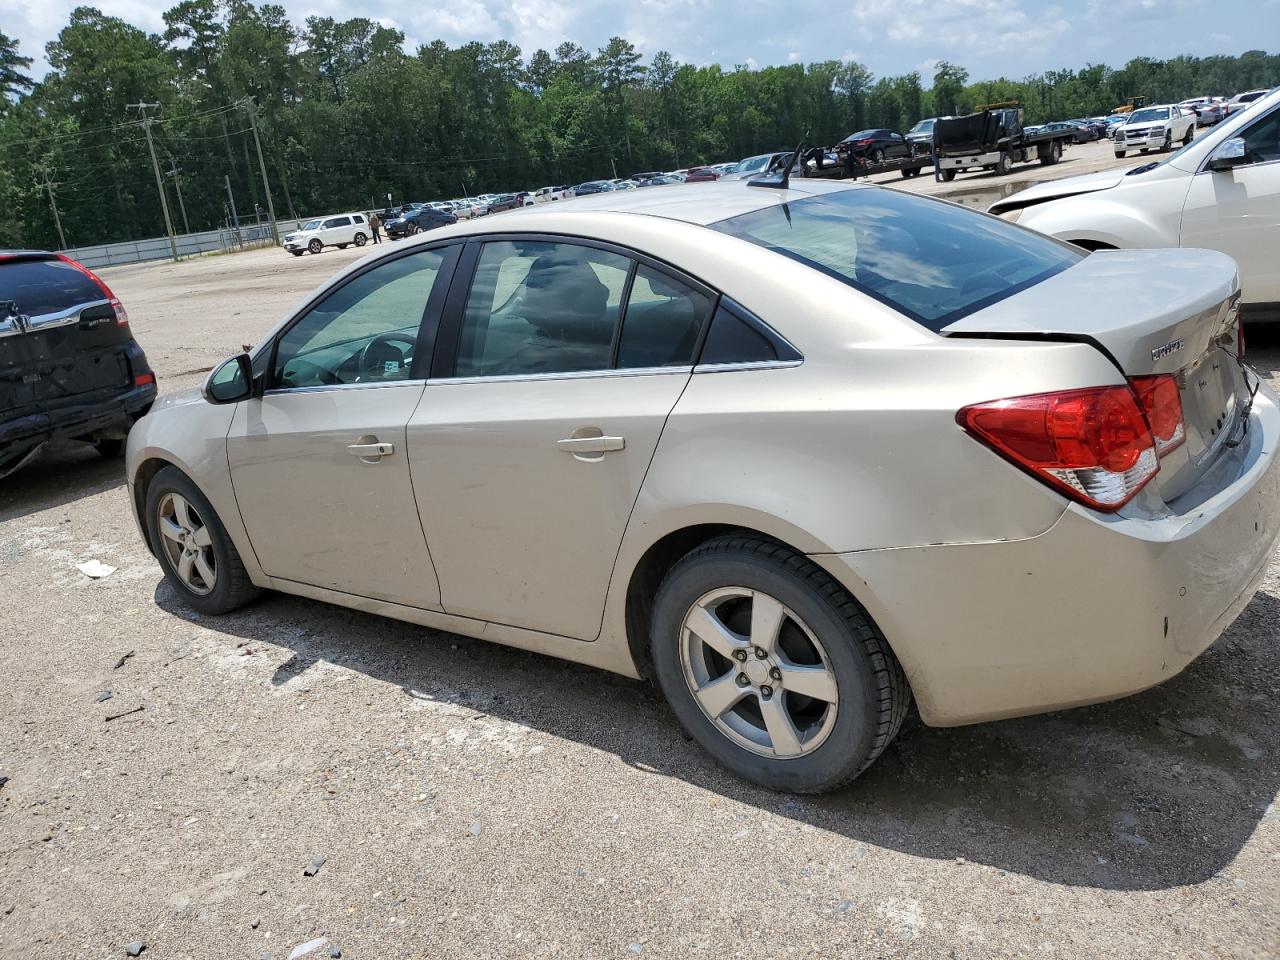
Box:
left=126, top=178, right=1280, bottom=792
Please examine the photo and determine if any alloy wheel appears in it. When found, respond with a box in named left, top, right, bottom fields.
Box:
left=157, top=492, right=217, bottom=595
left=679, top=587, right=838, bottom=759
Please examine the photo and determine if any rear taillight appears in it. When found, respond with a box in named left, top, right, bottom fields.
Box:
left=1131, top=374, right=1185, bottom=456
left=57, top=253, right=129, bottom=327
left=134, top=371, right=155, bottom=387
left=958, top=385, right=1158, bottom=512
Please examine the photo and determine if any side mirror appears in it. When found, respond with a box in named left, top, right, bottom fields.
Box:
left=1208, top=137, right=1246, bottom=172
left=202, top=353, right=254, bottom=404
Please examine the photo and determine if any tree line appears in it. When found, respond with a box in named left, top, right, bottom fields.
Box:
left=0, top=6, right=1276, bottom=251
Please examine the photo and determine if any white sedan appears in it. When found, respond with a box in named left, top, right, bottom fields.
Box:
left=993, top=87, right=1280, bottom=324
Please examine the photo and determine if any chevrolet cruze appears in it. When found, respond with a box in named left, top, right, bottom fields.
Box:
left=126, top=177, right=1279, bottom=793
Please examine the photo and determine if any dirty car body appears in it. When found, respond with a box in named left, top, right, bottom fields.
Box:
left=125, top=179, right=1280, bottom=792
left=1, top=251, right=155, bottom=477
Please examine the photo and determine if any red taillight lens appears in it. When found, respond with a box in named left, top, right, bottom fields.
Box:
left=1131, top=374, right=1185, bottom=456
left=56, top=253, right=129, bottom=326
left=134, top=371, right=155, bottom=387
left=958, top=385, right=1158, bottom=511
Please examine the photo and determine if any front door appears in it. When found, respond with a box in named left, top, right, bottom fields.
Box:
left=1181, top=103, right=1280, bottom=303
left=228, top=245, right=456, bottom=605
left=408, top=239, right=717, bottom=640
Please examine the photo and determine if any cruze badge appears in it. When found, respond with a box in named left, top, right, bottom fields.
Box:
left=1151, top=338, right=1185, bottom=362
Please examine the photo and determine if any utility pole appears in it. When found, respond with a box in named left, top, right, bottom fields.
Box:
left=127, top=102, right=180, bottom=261
left=36, top=170, right=67, bottom=249
left=165, top=159, right=191, bottom=235
left=238, top=97, right=278, bottom=244
left=224, top=174, right=240, bottom=229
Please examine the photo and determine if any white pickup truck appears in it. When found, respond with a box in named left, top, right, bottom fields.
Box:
left=1112, top=104, right=1197, bottom=157
left=991, top=87, right=1280, bottom=324
left=533, top=186, right=573, bottom=203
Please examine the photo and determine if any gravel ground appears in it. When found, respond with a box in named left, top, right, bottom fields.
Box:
left=1, top=176, right=1278, bottom=959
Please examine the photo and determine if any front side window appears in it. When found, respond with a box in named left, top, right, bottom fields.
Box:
left=274, top=249, right=447, bottom=388
left=1238, top=106, right=1280, bottom=165
left=711, top=188, right=1082, bottom=330
left=456, top=241, right=630, bottom=377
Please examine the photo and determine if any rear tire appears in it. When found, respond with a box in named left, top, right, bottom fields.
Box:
left=94, top=438, right=125, bottom=458
left=940, top=168, right=957, bottom=182
left=144, top=466, right=260, bottom=616
left=650, top=535, right=910, bottom=793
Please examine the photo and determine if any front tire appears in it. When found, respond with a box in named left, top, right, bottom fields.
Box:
left=1162, top=132, right=1172, bottom=152
left=650, top=536, right=909, bottom=793
left=145, top=466, right=260, bottom=616
left=1183, top=126, right=1194, bottom=146
left=993, top=151, right=1011, bottom=176
left=940, top=168, right=957, bottom=182
left=308, top=239, right=322, bottom=254
left=94, top=438, right=125, bottom=458
left=1114, top=150, right=1126, bottom=159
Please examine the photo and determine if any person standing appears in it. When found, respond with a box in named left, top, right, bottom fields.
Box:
left=368, top=212, right=382, bottom=244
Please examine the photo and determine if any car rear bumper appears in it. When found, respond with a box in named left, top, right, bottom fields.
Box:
left=816, top=381, right=1280, bottom=727
left=1, top=380, right=157, bottom=464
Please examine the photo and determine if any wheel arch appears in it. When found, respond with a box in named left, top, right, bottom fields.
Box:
left=620, top=522, right=912, bottom=701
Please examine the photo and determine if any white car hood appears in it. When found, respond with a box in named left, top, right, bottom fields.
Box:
left=989, top=168, right=1127, bottom=214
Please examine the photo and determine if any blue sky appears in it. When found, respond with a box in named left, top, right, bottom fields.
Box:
left=3, top=0, right=1278, bottom=85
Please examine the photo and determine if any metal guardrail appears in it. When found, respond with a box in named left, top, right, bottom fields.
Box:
left=59, top=221, right=305, bottom=270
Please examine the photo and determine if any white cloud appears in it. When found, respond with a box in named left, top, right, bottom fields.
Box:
left=850, top=0, right=1072, bottom=56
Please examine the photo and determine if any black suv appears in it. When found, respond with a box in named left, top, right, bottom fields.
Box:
left=1, top=251, right=156, bottom=477
left=384, top=206, right=457, bottom=239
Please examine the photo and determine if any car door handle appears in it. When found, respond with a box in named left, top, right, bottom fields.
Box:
left=347, top=441, right=394, bottom=458
left=556, top=436, right=625, bottom=454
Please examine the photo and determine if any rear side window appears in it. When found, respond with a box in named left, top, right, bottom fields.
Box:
left=0, top=258, right=105, bottom=320
left=456, top=241, right=630, bottom=377
left=711, top=188, right=1081, bottom=330
left=699, top=300, right=800, bottom=365
left=616, top=266, right=714, bottom=368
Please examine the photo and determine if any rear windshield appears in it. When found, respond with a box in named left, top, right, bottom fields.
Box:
left=0, top=258, right=105, bottom=319
left=710, top=188, right=1082, bottom=330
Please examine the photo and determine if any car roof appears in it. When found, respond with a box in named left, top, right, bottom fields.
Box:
left=465, top=177, right=869, bottom=228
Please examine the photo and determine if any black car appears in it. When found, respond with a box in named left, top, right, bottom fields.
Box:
left=574, top=180, right=615, bottom=195
left=1, top=251, right=156, bottom=477
left=384, top=206, right=457, bottom=239
left=486, top=194, right=522, bottom=213
left=1043, top=121, right=1093, bottom=144
left=838, top=129, right=915, bottom=164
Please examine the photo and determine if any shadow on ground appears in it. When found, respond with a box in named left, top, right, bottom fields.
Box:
left=156, top=577, right=1280, bottom=894
left=0, top=442, right=124, bottom=523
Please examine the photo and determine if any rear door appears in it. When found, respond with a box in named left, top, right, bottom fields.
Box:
left=407, top=237, right=717, bottom=640
left=322, top=217, right=351, bottom=247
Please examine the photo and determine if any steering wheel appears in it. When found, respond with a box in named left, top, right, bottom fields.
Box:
left=357, top=332, right=416, bottom=380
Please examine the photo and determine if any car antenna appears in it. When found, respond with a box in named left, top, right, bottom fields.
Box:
left=749, top=132, right=807, bottom=189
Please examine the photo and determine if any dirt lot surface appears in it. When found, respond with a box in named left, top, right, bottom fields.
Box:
left=2, top=153, right=1279, bottom=959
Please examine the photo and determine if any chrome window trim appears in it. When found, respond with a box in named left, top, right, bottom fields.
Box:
left=0, top=317, right=22, bottom=338
left=693, top=359, right=804, bottom=374
left=428, top=365, right=693, bottom=386
left=264, top=378, right=428, bottom=397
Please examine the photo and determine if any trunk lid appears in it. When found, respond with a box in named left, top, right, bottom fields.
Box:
left=943, top=248, right=1247, bottom=502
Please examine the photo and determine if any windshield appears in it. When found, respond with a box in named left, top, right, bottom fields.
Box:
left=300, top=219, right=321, bottom=231
left=711, top=188, right=1082, bottom=330
left=1128, top=107, right=1170, bottom=123
left=909, top=120, right=933, bottom=134
left=735, top=156, right=771, bottom=173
